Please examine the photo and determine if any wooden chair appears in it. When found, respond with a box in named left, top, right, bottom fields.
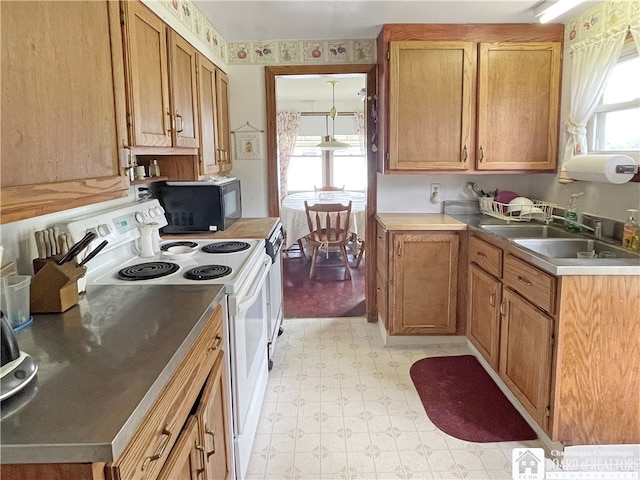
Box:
left=304, top=201, right=352, bottom=280
left=313, top=185, right=345, bottom=191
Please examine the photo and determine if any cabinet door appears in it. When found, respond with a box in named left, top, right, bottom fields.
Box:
left=468, top=264, right=502, bottom=369
left=157, top=416, right=204, bottom=480
left=499, top=289, right=553, bottom=428
left=476, top=42, right=561, bottom=171
left=197, top=354, right=232, bottom=480
left=197, top=53, right=221, bottom=176
left=388, top=41, right=473, bottom=171
left=1, top=0, right=128, bottom=223
left=215, top=69, right=232, bottom=172
left=168, top=31, right=199, bottom=148
left=122, top=0, right=172, bottom=147
left=390, top=232, right=459, bottom=335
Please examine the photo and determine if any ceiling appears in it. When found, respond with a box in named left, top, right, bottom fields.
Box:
left=191, top=1, right=597, bottom=43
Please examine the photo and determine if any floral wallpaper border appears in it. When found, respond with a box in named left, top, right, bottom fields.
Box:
left=147, top=0, right=375, bottom=65
left=565, top=0, right=640, bottom=46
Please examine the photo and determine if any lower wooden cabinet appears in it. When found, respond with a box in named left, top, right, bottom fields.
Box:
left=158, top=352, right=232, bottom=480
left=467, top=263, right=501, bottom=369
left=499, top=289, right=554, bottom=428
left=157, top=417, right=204, bottom=480
left=376, top=222, right=459, bottom=335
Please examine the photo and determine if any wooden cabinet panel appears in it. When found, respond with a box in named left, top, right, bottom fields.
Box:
left=477, top=42, right=560, bottom=171
left=215, top=69, right=232, bottom=173
left=499, top=289, right=553, bottom=428
left=389, top=41, right=473, bottom=170
left=503, top=253, right=556, bottom=314
left=389, top=232, right=459, bottom=335
left=123, top=0, right=171, bottom=147
left=197, top=54, right=220, bottom=176
left=468, top=263, right=501, bottom=369
left=468, top=235, right=502, bottom=278
left=1, top=0, right=128, bottom=223
left=375, top=222, right=388, bottom=283
left=157, top=417, right=203, bottom=480
left=376, top=270, right=388, bottom=328
left=169, top=32, right=199, bottom=148
left=197, top=354, right=232, bottom=480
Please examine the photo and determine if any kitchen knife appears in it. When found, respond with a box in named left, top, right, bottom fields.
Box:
left=34, top=231, right=46, bottom=259
left=42, top=229, right=52, bottom=258
left=49, top=227, right=58, bottom=255
left=58, top=233, right=69, bottom=255
left=77, top=240, right=108, bottom=267
left=56, top=231, right=97, bottom=265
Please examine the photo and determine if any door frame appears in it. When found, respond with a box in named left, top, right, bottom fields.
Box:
left=264, top=64, right=378, bottom=322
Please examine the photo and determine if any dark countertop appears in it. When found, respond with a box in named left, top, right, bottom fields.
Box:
left=0, top=284, right=226, bottom=464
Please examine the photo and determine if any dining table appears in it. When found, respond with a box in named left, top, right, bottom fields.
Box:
left=280, top=191, right=366, bottom=249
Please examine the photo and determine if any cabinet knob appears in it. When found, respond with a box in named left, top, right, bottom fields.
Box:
left=141, top=427, right=172, bottom=471
left=478, top=145, right=485, bottom=162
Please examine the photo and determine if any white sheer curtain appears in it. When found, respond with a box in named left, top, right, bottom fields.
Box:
left=277, top=111, right=300, bottom=202
left=353, top=111, right=366, bottom=155
left=559, top=30, right=628, bottom=182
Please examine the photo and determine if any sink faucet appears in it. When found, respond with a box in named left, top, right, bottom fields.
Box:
left=551, top=215, right=602, bottom=237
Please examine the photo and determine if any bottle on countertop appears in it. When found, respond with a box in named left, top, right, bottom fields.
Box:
left=149, top=159, right=161, bottom=177
left=622, top=209, right=639, bottom=251
left=564, top=192, right=583, bottom=233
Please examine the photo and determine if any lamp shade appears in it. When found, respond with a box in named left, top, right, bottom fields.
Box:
left=317, top=80, right=349, bottom=151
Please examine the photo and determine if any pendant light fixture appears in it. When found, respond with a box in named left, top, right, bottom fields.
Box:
left=317, top=80, right=350, bottom=151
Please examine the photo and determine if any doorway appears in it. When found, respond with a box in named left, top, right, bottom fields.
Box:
left=264, top=65, right=377, bottom=320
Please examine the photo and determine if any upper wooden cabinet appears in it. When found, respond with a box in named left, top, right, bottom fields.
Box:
left=197, top=54, right=232, bottom=176
left=0, top=1, right=129, bottom=224
left=477, top=42, right=561, bottom=170
left=377, top=24, right=563, bottom=174
left=389, top=41, right=474, bottom=171
left=121, top=0, right=199, bottom=151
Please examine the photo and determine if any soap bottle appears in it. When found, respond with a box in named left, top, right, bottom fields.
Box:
left=564, top=192, right=583, bottom=233
left=622, top=209, right=639, bottom=251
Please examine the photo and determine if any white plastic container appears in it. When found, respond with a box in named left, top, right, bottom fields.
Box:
left=1, top=275, right=32, bottom=330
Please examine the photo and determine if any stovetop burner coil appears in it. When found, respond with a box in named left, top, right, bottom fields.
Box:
left=117, top=262, right=180, bottom=281
left=184, top=265, right=232, bottom=280
left=160, top=241, right=199, bottom=251
left=202, top=241, right=250, bottom=254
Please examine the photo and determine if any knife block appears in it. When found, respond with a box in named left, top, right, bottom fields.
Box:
left=30, top=261, right=86, bottom=313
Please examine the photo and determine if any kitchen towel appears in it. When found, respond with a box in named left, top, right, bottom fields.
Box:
left=564, top=154, right=636, bottom=184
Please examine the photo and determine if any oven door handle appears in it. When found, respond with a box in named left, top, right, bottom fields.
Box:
left=235, top=256, right=271, bottom=315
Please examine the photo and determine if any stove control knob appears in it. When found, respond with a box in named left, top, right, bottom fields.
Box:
left=97, top=224, right=112, bottom=237
left=135, top=212, right=145, bottom=223
left=154, top=206, right=164, bottom=216
left=148, top=208, right=157, bottom=218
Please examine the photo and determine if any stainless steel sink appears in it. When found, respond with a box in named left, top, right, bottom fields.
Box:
left=512, top=238, right=640, bottom=259
left=479, top=224, right=576, bottom=239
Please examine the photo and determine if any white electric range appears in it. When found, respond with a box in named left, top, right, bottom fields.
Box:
left=61, top=199, right=271, bottom=480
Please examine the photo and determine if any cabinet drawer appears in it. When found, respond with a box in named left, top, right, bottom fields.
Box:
left=108, top=305, right=223, bottom=480
left=503, top=254, right=556, bottom=314
left=469, top=235, right=502, bottom=277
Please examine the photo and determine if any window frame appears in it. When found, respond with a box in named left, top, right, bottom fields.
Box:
left=586, top=38, right=640, bottom=161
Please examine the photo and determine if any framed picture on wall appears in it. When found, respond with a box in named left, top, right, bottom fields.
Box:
left=234, top=131, right=262, bottom=160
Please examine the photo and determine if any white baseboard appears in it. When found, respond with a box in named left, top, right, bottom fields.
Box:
left=376, top=315, right=468, bottom=347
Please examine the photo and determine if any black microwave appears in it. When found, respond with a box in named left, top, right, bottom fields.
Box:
left=149, top=179, right=242, bottom=233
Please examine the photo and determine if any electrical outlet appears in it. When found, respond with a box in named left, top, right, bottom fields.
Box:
left=430, top=183, right=440, bottom=197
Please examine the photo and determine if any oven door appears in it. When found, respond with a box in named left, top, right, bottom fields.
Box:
left=227, top=254, right=270, bottom=479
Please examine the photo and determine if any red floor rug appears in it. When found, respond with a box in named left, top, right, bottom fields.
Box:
left=410, top=355, right=537, bottom=442
left=282, top=250, right=365, bottom=318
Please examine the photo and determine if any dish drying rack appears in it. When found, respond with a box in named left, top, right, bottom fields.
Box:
left=479, top=197, right=556, bottom=223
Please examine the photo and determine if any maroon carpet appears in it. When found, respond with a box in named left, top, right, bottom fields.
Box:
left=410, top=355, right=537, bottom=442
left=282, top=250, right=365, bottom=318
